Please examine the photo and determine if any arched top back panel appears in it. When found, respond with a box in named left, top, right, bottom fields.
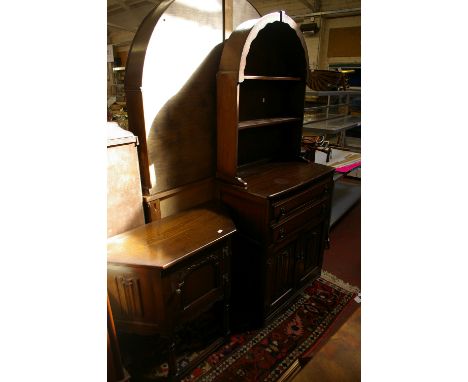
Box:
left=124, top=0, right=173, bottom=90
left=123, top=0, right=259, bottom=197
left=219, top=11, right=309, bottom=82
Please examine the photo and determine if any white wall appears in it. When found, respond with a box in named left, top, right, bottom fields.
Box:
left=304, top=32, right=321, bottom=69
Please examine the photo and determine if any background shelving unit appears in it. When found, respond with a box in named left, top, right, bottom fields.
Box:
left=308, top=88, right=362, bottom=227
left=108, top=66, right=128, bottom=129
left=303, top=89, right=361, bottom=149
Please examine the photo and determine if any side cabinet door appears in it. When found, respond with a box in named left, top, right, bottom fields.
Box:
left=295, top=220, right=327, bottom=286
left=168, top=243, right=229, bottom=324
left=265, top=239, right=297, bottom=315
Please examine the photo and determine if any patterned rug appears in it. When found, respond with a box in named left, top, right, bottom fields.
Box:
left=123, top=271, right=359, bottom=382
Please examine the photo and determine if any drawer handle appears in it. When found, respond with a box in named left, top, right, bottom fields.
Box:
left=280, top=207, right=286, bottom=216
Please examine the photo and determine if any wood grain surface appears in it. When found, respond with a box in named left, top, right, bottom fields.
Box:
left=107, top=203, right=236, bottom=268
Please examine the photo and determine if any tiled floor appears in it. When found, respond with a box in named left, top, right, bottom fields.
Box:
left=292, top=191, right=361, bottom=381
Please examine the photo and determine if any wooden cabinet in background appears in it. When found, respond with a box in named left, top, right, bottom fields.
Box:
left=215, top=11, right=335, bottom=328
left=107, top=203, right=236, bottom=379
left=107, top=123, right=145, bottom=238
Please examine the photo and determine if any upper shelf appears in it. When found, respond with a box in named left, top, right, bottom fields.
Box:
left=238, top=117, right=301, bottom=130
left=303, top=113, right=344, bottom=124
left=303, top=115, right=361, bottom=134
left=306, top=89, right=361, bottom=96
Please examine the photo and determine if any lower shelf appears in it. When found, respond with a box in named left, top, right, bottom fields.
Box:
left=330, top=181, right=361, bottom=227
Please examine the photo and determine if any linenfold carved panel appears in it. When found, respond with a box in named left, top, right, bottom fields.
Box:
left=115, top=275, right=145, bottom=319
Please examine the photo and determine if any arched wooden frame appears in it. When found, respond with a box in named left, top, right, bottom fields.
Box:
left=124, top=0, right=174, bottom=195
left=216, top=11, right=310, bottom=185
left=219, top=12, right=310, bottom=82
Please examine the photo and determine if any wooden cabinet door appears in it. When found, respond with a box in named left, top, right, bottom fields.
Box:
left=295, top=220, right=327, bottom=286
left=168, top=243, right=228, bottom=325
left=265, top=240, right=297, bottom=315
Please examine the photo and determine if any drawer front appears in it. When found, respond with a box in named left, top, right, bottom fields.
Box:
left=271, top=178, right=332, bottom=221
left=271, top=200, right=328, bottom=244
left=167, top=242, right=230, bottom=323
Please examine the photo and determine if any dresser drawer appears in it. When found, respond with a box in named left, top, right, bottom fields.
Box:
left=271, top=178, right=332, bottom=221
left=271, top=199, right=328, bottom=244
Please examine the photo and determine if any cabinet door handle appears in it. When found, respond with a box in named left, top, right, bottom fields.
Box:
left=279, top=227, right=286, bottom=240
left=175, top=281, right=184, bottom=295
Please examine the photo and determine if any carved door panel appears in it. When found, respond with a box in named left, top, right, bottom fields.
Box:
left=295, top=220, right=326, bottom=286
left=167, top=243, right=229, bottom=324
left=265, top=240, right=297, bottom=315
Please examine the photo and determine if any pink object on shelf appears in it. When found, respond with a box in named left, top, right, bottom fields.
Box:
left=335, top=161, right=361, bottom=173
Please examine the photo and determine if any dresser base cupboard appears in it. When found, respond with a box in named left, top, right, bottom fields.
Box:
left=218, top=162, right=334, bottom=328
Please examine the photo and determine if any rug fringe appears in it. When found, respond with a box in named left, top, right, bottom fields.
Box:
left=320, top=270, right=360, bottom=294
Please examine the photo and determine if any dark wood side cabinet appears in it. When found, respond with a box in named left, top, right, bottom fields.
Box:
left=107, top=203, right=236, bottom=379
left=215, top=12, right=335, bottom=327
